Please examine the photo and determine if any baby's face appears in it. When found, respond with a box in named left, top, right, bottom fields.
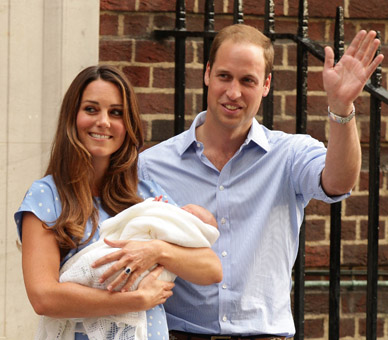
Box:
left=181, top=205, right=218, bottom=228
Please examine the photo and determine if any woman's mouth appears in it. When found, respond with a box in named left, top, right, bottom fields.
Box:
left=89, top=132, right=111, bottom=139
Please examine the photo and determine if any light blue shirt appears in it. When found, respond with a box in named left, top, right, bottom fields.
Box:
left=138, top=111, right=348, bottom=337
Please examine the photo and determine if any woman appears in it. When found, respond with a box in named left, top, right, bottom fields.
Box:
left=14, top=65, right=222, bottom=339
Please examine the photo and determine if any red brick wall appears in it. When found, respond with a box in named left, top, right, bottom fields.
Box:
left=100, top=1, right=388, bottom=338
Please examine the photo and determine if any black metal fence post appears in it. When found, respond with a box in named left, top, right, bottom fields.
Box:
left=329, top=8, right=344, bottom=340
left=366, top=32, right=382, bottom=340
left=262, top=0, right=275, bottom=130
left=202, top=0, right=215, bottom=111
left=294, top=1, right=309, bottom=339
left=233, top=0, right=244, bottom=24
left=174, top=0, right=186, bottom=135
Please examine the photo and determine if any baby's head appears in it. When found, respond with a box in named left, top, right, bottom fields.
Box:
left=181, top=204, right=218, bottom=228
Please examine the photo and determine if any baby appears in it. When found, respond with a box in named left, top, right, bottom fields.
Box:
left=59, top=198, right=219, bottom=290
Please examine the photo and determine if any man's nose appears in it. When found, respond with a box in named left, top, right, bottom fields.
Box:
left=226, top=80, right=241, bottom=100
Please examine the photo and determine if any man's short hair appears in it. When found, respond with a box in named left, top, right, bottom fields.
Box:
left=209, top=24, right=274, bottom=79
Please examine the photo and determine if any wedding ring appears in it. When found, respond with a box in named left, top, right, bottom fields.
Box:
left=124, top=267, right=132, bottom=275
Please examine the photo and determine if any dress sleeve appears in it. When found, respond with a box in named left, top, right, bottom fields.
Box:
left=14, top=177, right=62, bottom=242
left=137, top=179, right=177, bottom=206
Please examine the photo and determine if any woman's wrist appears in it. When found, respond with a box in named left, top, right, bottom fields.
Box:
left=122, top=289, right=150, bottom=312
left=151, top=239, right=168, bottom=265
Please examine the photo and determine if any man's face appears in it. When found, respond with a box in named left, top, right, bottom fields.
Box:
left=204, top=39, right=271, bottom=135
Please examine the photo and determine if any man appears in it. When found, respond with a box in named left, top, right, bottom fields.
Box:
left=138, top=24, right=384, bottom=339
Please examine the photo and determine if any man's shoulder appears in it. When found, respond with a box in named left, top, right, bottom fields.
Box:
left=140, top=130, right=190, bottom=157
left=263, top=127, right=322, bottom=148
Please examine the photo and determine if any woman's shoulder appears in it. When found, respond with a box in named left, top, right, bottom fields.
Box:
left=24, top=175, right=60, bottom=207
left=14, top=174, right=62, bottom=240
left=27, top=174, right=58, bottom=193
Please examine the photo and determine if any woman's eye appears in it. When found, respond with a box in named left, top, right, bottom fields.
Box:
left=111, top=109, right=123, bottom=117
left=85, top=106, right=96, bottom=113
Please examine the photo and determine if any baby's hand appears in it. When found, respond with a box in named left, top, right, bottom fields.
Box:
left=153, top=195, right=168, bottom=203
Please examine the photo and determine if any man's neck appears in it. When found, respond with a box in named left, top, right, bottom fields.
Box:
left=196, top=122, right=250, bottom=171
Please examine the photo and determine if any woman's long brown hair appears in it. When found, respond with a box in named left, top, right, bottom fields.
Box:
left=45, top=65, right=144, bottom=250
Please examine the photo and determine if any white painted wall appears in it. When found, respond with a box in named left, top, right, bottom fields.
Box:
left=0, top=0, right=99, bottom=338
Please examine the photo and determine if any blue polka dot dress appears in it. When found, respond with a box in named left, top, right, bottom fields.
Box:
left=15, top=175, right=175, bottom=340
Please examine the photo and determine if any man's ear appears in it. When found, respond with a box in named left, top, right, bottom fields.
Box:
left=204, top=62, right=211, bottom=86
left=262, top=73, right=272, bottom=97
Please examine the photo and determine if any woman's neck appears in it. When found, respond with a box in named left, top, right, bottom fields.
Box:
left=91, top=157, right=109, bottom=196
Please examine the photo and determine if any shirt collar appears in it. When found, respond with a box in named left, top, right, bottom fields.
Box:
left=177, top=111, right=207, bottom=156
left=246, top=117, right=271, bottom=152
left=178, top=111, right=271, bottom=155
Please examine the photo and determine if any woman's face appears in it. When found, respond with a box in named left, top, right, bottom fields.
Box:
left=76, top=79, right=126, bottom=168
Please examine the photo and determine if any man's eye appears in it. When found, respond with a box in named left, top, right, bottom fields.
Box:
left=218, top=74, right=230, bottom=80
left=243, top=78, right=254, bottom=84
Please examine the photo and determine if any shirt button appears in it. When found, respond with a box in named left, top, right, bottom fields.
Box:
left=219, top=185, right=224, bottom=191
left=221, top=251, right=227, bottom=257
left=220, top=218, right=226, bottom=224
left=222, top=315, right=227, bottom=322
left=196, top=142, right=201, bottom=148
left=222, top=284, right=227, bottom=289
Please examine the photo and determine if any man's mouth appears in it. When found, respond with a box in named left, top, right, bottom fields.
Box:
left=223, top=104, right=241, bottom=111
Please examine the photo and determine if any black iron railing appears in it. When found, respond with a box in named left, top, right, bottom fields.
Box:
left=154, top=1, right=388, bottom=339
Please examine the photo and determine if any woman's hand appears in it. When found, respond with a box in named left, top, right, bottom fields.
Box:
left=92, top=234, right=222, bottom=292
left=136, top=265, right=175, bottom=308
left=92, top=238, right=162, bottom=292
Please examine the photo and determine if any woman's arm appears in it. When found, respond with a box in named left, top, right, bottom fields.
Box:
left=21, top=212, right=174, bottom=318
left=93, top=238, right=223, bottom=292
